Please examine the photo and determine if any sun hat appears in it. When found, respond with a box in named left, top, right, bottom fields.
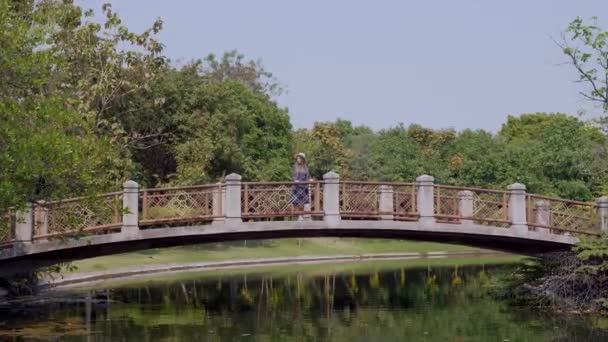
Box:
left=295, top=152, right=306, bottom=160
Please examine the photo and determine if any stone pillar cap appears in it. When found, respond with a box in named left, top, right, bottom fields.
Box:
left=225, top=173, right=242, bottom=181
left=535, top=200, right=550, bottom=207
left=123, top=180, right=139, bottom=188
left=323, top=171, right=340, bottom=180
left=597, top=196, right=608, bottom=205
left=507, top=183, right=526, bottom=191
left=416, top=174, right=434, bottom=182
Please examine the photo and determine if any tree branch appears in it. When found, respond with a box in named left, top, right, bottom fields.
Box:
left=554, top=37, right=608, bottom=105
left=578, top=91, right=606, bottom=103
left=124, top=132, right=170, bottom=150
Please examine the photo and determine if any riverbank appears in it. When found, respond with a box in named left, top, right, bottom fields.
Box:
left=49, top=251, right=521, bottom=288
left=492, top=237, right=608, bottom=316
left=51, top=238, right=521, bottom=288
left=66, top=238, right=483, bottom=273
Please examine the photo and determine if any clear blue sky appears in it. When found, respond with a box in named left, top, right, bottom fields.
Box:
left=82, top=0, right=608, bottom=131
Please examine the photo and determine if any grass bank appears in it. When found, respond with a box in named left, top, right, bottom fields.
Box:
left=66, top=254, right=522, bottom=290
left=69, top=238, right=499, bottom=274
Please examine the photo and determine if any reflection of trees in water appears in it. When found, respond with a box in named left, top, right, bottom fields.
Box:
left=4, top=264, right=608, bottom=341
left=89, top=265, right=595, bottom=340
left=451, top=265, right=462, bottom=288
left=424, top=265, right=439, bottom=300
left=238, top=274, right=253, bottom=307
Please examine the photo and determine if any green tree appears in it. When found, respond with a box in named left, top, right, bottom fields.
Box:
left=0, top=0, right=171, bottom=249
left=449, top=129, right=511, bottom=188
left=373, top=126, right=423, bottom=181
left=0, top=1, right=167, bottom=148
left=115, top=51, right=292, bottom=185
left=292, top=122, right=351, bottom=179
left=51, top=3, right=166, bottom=148
left=0, top=98, right=124, bottom=206
left=202, top=50, right=283, bottom=97
left=499, top=113, right=608, bottom=199
left=172, top=80, right=292, bottom=183
left=559, top=17, right=608, bottom=118
left=347, top=131, right=380, bottom=180
left=0, top=0, right=132, bottom=209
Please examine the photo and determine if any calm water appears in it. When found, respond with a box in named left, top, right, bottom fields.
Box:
left=1, top=261, right=608, bottom=341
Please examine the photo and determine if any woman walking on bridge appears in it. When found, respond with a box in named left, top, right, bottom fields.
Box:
left=291, top=153, right=311, bottom=218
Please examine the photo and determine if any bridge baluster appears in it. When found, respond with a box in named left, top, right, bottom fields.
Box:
left=534, top=201, right=550, bottom=235
left=379, top=185, right=394, bottom=220
left=416, top=175, right=435, bottom=226
left=212, top=182, right=225, bottom=224
left=323, top=172, right=341, bottom=227
left=141, top=190, right=148, bottom=220
left=457, top=191, right=474, bottom=219
left=225, top=173, right=242, bottom=224
left=122, top=180, right=139, bottom=237
left=507, top=183, right=528, bottom=234
left=15, top=204, right=33, bottom=243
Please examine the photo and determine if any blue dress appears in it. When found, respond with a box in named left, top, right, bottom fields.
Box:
left=290, top=165, right=310, bottom=205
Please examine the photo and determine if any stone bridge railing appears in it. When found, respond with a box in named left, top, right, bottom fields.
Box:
left=1, top=172, right=607, bottom=248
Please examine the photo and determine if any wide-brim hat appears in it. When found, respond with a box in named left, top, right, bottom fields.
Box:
left=295, top=152, right=306, bottom=160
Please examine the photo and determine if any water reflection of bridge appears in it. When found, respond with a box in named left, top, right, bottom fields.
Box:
left=1, top=172, right=607, bottom=273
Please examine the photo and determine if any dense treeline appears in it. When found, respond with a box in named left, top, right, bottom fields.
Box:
left=0, top=0, right=293, bottom=212
left=296, top=115, right=608, bottom=201
left=1, top=0, right=608, bottom=218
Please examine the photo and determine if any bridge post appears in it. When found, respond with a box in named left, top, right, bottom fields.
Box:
left=379, top=185, right=394, bottom=220
left=224, top=173, right=242, bottom=224
left=15, top=204, right=33, bottom=243
left=507, top=183, right=528, bottom=234
left=122, top=180, right=139, bottom=237
left=323, top=172, right=341, bottom=227
left=416, top=175, right=435, bottom=226
left=596, top=196, right=608, bottom=232
left=458, top=190, right=474, bottom=219
left=534, top=201, right=550, bottom=235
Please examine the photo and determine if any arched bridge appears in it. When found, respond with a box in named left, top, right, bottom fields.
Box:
left=1, top=172, right=607, bottom=274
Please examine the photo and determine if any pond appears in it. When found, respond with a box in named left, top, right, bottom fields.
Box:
left=1, top=259, right=607, bottom=341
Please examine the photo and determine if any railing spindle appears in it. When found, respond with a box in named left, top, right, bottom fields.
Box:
left=142, top=190, right=148, bottom=220
left=217, top=182, right=223, bottom=218
left=114, top=193, right=120, bottom=224
left=526, top=195, right=535, bottom=228
left=243, top=183, right=249, bottom=215
left=502, top=193, right=508, bottom=221
left=436, top=187, right=442, bottom=215
left=315, top=182, right=321, bottom=212
left=341, top=182, right=346, bottom=211
left=548, top=204, right=553, bottom=229
left=411, top=184, right=416, bottom=215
